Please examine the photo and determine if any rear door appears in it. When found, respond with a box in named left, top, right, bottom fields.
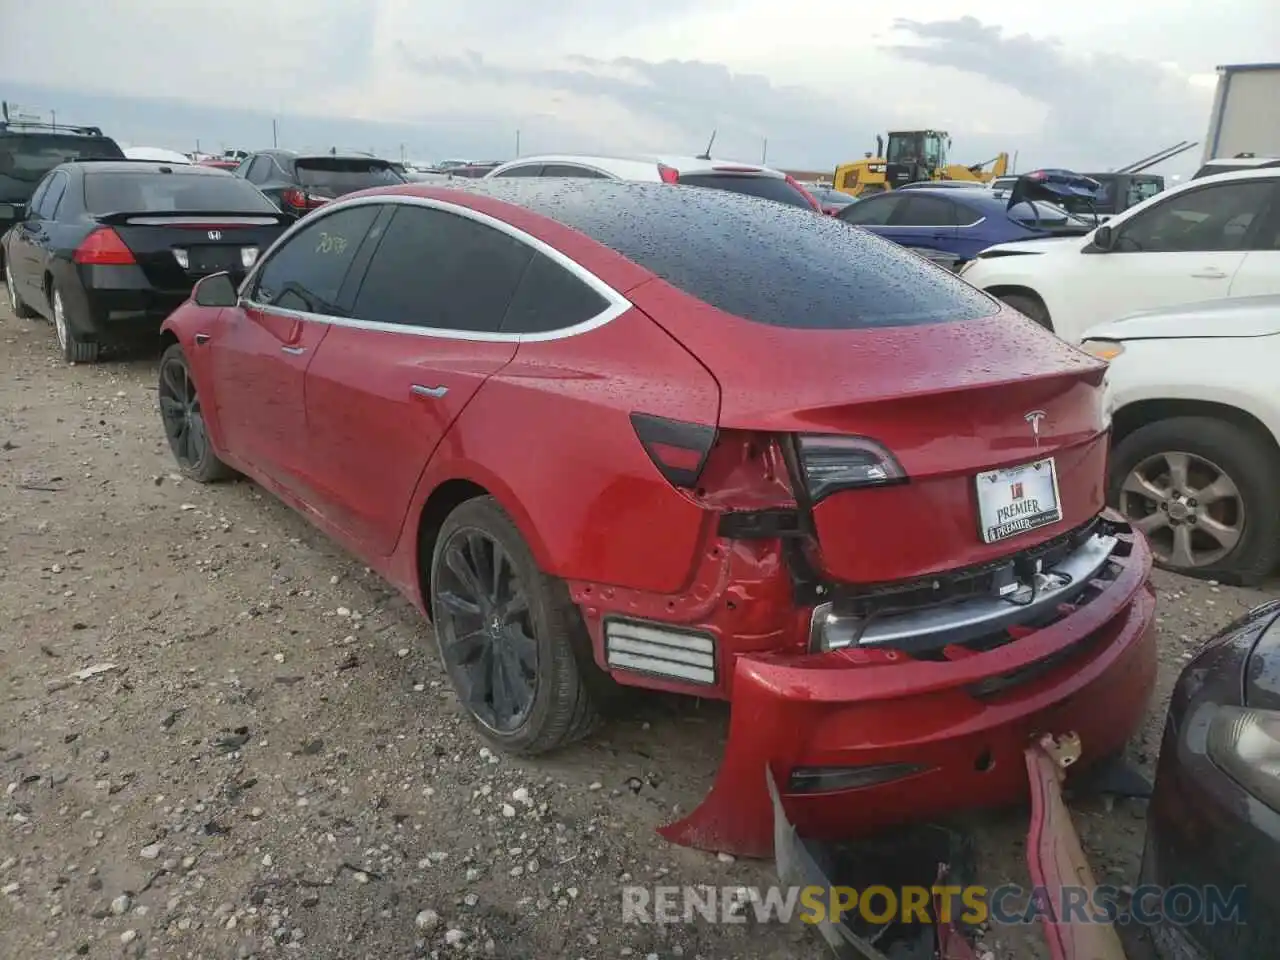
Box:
left=209, top=203, right=384, bottom=489
left=82, top=169, right=291, bottom=291
left=7, top=173, right=54, bottom=301
left=1226, top=178, right=1280, bottom=299
left=1068, top=178, right=1277, bottom=328
left=11, top=171, right=67, bottom=304
left=303, top=201, right=532, bottom=556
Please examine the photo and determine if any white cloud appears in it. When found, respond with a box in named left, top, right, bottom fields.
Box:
left=0, top=0, right=1270, bottom=171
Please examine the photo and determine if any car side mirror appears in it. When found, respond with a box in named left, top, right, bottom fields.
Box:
left=1092, top=224, right=1114, bottom=252
left=192, top=272, right=239, bottom=307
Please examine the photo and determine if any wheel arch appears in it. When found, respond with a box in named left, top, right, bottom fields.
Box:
left=408, top=467, right=553, bottom=622
left=1111, top=397, right=1280, bottom=454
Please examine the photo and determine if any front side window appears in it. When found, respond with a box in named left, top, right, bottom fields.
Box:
left=251, top=204, right=381, bottom=314
left=893, top=195, right=956, bottom=227
left=1115, top=180, right=1279, bottom=253
left=494, top=165, right=545, bottom=178
left=350, top=205, right=533, bottom=332
left=837, top=194, right=903, bottom=226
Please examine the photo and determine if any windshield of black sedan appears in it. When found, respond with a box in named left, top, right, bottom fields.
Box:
left=84, top=172, right=280, bottom=213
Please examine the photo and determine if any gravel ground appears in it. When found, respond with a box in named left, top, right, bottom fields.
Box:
left=2, top=294, right=1277, bottom=960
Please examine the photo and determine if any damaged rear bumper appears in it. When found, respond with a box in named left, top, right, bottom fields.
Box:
left=770, top=734, right=1128, bottom=960
left=660, top=524, right=1156, bottom=858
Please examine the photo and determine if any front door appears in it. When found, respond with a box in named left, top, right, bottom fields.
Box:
left=1064, top=177, right=1279, bottom=331
left=208, top=203, right=383, bottom=489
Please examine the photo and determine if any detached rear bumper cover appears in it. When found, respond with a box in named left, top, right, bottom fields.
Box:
left=769, top=736, right=1127, bottom=960
left=661, top=524, right=1156, bottom=858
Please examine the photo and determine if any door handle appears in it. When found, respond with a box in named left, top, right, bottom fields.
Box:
left=194, top=333, right=211, bottom=345
left=1191, top=268, right=1228, bottom=279
left=281, top=345, right=306, bottom=356
left=410, top=384, right=449, bottom=399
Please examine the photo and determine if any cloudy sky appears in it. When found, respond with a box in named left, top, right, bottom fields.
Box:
left=1, top=0, right=1275, bottom=174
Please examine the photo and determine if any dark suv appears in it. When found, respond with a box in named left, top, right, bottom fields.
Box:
left=0, top=117, right=124, bottom=260
left=233, top=149, right=406, bottom=217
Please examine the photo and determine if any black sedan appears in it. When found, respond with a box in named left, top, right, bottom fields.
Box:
left=1133, top=599, right=1280, bottom=959
left=2, top=159, right=291, bottom=363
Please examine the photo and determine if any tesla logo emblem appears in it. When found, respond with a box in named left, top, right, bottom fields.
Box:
left=207, top=230, right=222, bottom=241
left=1024, top=410, right=1047, bottom=447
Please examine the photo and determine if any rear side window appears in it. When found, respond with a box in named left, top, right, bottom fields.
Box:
left=351, top=205, right=533, bottom=332
left=295, top=159, right=404, bottom=195
left=539, top=164, right=607, bottom=179
left=500, top=183, right=996, bottom=329
left=84, top=172, right=278, bottom=214
left=36, top=172, right=68, bottom=218
left=678, top=173, right=813, bottom=209
left=501, top=253, right=610, bottom=334
left=252, top=204, right=381, bottom=314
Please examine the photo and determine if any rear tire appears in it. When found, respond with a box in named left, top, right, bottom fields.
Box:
left=4, top=259, right=37, bottom=320
left=430, top=496, right=599, bottom=755
left=998, top=292, right=1052, bottom=331
left=1108, top=416, right=1280, bottom=585
left=51, top=285, right=100, bottom=364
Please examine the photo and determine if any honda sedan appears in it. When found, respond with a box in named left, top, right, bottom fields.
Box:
left=158, top=180, right=1157, bottom=856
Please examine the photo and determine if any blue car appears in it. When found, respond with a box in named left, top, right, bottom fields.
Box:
left=836, top=170, right=1099, bottom=269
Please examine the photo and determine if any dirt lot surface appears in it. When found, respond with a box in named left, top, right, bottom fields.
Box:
left=2, top=294, right=1277, bottom=960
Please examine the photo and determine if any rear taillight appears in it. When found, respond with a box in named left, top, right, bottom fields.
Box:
left=657, top=164, right=679, bottom=185
left=73, top=227, right=135, bottom=266
left=281, top=187, right=311, bottom=209
left=795, top=435, right=905, bottom=501
left=631, top=413, right=716, bottom=488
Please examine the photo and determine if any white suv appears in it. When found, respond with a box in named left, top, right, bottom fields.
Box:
left=482, top=154, right=821, bottom=211
left=958, top=168, right=1280, bottom=342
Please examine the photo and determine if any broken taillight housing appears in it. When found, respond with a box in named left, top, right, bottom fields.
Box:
left=795, top=434, right=906, bottom=501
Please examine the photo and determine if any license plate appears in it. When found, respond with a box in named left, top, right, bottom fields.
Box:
left=187, top=246, right=238, bottom=273
left=976, top=457, right=1063, bottom=544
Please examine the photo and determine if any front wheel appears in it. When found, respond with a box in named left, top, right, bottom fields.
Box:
left=1109, top=416, right=1280, bottom=584
left=998, top=292, right=1052, bottom=331
left=157, top=343, right=235, bottom=483
left=430, top=496, right=598, bottom=755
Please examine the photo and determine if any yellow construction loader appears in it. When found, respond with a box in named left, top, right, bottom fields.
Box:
left=832, top=130, right=1009, bottom=197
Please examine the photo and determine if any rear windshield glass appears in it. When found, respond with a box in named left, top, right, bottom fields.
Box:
left=295, top=159, right=404, bottom=195
left=678, top=173, right=813, bottom=209
left=84, top=172, right=279, bottom=213
left=0, top=134, right=122, bottom=199
left=473, top=180, right=998, bottom=330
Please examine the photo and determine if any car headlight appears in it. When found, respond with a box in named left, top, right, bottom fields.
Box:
left=1207, top=706, right=1280, bottom=810
left=1080, top=339, right=1124, bottom=361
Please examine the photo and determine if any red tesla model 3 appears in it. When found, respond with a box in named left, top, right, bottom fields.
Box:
left=158, top=180, right=1157, bottom=857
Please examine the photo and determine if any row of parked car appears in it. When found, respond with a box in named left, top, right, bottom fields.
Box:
left=4, top=112, right=1280, bottom=959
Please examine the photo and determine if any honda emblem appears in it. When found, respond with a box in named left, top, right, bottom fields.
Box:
left=207, top=230, right=222, bottom=241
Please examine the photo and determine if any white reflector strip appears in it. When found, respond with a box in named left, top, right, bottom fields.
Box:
left=604, top=619, right=717, bottom=685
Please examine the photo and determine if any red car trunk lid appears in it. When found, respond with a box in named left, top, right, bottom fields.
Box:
left=628, top=283, right=1108, bottom=583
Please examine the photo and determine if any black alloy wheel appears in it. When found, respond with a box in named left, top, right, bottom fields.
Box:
left=157, top=344, right=234, bottom=483
left=435, top=526, right=539, bottom=734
